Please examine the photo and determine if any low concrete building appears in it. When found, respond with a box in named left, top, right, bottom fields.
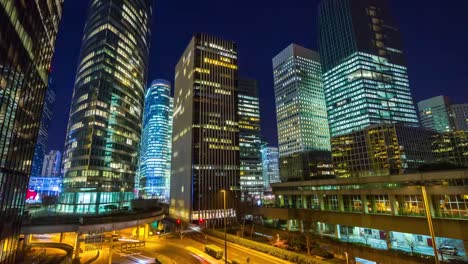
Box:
left=251, top=170, right=468, bottom=260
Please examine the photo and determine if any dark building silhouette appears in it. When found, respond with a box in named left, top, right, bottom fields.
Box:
left=0, top=1, right=63, bottom=262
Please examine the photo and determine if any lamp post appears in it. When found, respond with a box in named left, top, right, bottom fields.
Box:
left=421, top=185, right=440, bottom=264
left=221, top=190, right=227, bottom=264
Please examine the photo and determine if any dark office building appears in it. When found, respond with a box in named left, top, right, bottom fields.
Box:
left=318, top=0, right=419, bottom=137
left=58, top=0, right=153, bottom=214
left=238, top=78, right=263, bottom=200
left=0, top=1, right=62, bottom=262
left=280, top=151, right=334, bottom=182
left=332, top=124, right=435, bottom=178
left=31, top=78, right=56, bottom=177
left=170, top=33, right=239, bottom=223
left=432, top=131, right=468, bottom=167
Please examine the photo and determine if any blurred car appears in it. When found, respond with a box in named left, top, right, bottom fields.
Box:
left=438, top=246, right=458, bottom=256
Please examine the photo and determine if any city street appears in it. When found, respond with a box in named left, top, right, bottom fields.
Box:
left=88, top=231, right=293, bottom=264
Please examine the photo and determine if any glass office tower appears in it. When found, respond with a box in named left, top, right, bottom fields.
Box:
left=261, top=146, right=280, bottom=189
left=171, top=33, right=239, bottom=223
left=59, top=0, right=153, bottom=214
left=272, top=44, right=331, bottom=157
left=417, top=95, right=454, bottom=133
left=273, top=44, right=333, bottom=181
left=318, top=0, right=419, bottom=137
left=451, top=103, right=468, bottom=131
left=0, top=1, right=62, bottom=262
left=238, top=78, right=263, bottom=200
left=139, top=79, right=172, bottom=202
left=31, top=78, right=55, bottom=177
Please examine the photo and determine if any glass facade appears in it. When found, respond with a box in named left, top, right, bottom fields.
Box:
left=332, top=124, right=435, bottom=178
left=31, top=78, right=55, bottom=177
left=59, top=0, right=153, bottom=214
left=318, top=0, right=419, bottom=137
left=139, top=79, right=173, bottom=202
left=261, top=146, right=280, bottom=189
left=171, top=33, right=239, bottom=222
left=432, top=130, right=468, bottom=167
left=451, top=103, right=468, bottom=131
left=418, top=95, right=454, bottom=133
left=238, top=78, right=263, bottom=199
left=0, top=1, right=62, bottom=262
left=272, top=44, right=331, bottom=157
left=41, top=150, right=62, bottom=177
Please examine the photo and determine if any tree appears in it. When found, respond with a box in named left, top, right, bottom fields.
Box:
left=300, top=210, right=325, bottom=255
left=403, top=234, right=418, bottom=255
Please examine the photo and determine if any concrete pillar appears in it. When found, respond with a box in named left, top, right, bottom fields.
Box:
left=136, top=223, right=140, bottom=239
left=386, top=231, right=393, bottom=249
left=362, top=194, right=368, bottom=214
left=426, top=194, right=436, bottom=217
left=338, top=195, right=344, bottom=212
left=335, top=224, right=341, bottom=240
left=463, top=240, right=468, bottom=259
left=389, top=195, right=398, bottom=216
left=302, top=195, right=308, bottom=209
left=144, top=224, right=149, bottom=240
left=319, top=195, right=325, bottom=211
left=74, top=233, right=81, bottom=261
left=23, top=234, right=31, bottom=250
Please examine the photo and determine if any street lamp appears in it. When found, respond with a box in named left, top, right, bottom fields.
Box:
left=421, top=185, right=440, bottom=264
left=221, top=189, right=227, bottom=264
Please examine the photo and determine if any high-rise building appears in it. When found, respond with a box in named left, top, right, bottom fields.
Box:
left=332, top=124, right=435, bottom=178
left=166, top=97, right=174, bottom=199
left=432, top=130, right=468, bottom=167
left=418, top=95, right=454, bottom=133
left=272, top=44, right=332, bottom=181
left=59, top=0, right=153, bottom=214
left=41, top=150, right=62, bottom=177
left=272, top=44, right=331, bottom=157
left=318, top=0, right=419, bottom=137
left=261, top=146, right=280, bottom=189
left=31, top=78, right=56, bottom=177
left=0, top=1, right=63, bottom=262
left=238, top=78, right=263, bottom=199
left=417, top=96, right=468, bottom=133
left=451, top=104, right=468, bottom=131
left=171, top=33, right=239, bottom=222
left=139, top=79, right=173, bottom=201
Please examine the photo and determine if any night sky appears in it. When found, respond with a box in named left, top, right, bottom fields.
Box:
left=48, top=0, right=468, bottom=151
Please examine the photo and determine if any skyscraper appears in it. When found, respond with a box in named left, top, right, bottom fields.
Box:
left=273, top=44, right=331, bottom=157
left=318, top=0, right=419, bottom=137
left=59, top=0, right=153, bottom=214
left=451, top=103, right=468, bottom=131
left=139, top=79, right=173, bottom=201
left=261, top=146, right=280, bottom=189
left=171, top=33, right=239, bottom=223
left=31, top=78, right=56, bottom=177
left=41, top=150, right=62, bottom=177
left=0, top=1, right=62, bottom=262
left=238, top=78, right=263, bottom=200
left=272, top=44, right=332, bottom=181
left=418, top=95, right=454, bottom=133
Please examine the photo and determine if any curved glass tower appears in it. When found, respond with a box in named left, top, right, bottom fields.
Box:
left=139, top=79, right=173, bottom=201
left=59, top=0, right=153, bottom=214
